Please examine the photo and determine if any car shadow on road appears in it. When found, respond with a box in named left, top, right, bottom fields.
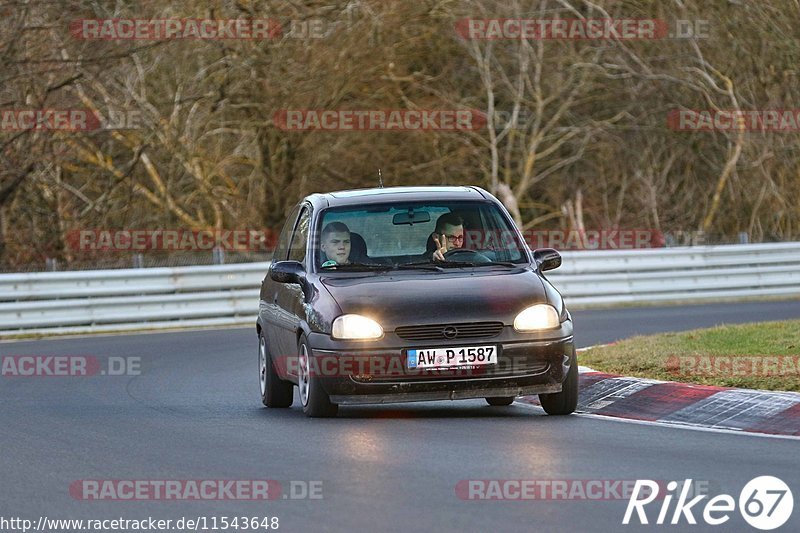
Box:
left=253, top=400, right=563, bottom=420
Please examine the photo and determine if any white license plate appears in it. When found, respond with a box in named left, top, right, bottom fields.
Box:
left=407, top=345, right=497, bottom=369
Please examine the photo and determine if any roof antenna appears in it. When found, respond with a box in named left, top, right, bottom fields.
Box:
left=378, top=168, right=384, bottom=188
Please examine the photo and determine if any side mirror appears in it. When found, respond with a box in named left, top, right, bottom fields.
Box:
left=269, top=260, right=306, bottom=284
left=534, top=248, right=561, bottom=272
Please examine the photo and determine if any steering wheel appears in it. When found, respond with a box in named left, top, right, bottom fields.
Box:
left=443, top=249, right=492, bottom=263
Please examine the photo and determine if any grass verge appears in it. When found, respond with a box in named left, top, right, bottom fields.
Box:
left=579, top=320, right=800, bottom=392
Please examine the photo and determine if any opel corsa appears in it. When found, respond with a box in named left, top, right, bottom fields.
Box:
left=257, top=186, right=577, bottom=417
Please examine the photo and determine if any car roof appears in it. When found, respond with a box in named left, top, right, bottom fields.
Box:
left=306, top=186, right=489, bottom=209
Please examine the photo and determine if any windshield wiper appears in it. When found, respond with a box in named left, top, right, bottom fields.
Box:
left=420, top=260, right=518, bottom=268
left=395, top=261, right=444, bottom=271
left=471, top=261, right=518, bottom=267
left=434, top=261, right=479, bottom=267
left=320, top=262, right=392, bottom=271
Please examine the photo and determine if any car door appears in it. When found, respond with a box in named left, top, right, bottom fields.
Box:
left=261, top=204, right=301, bottom=360
left=273, top=204, right=312, bottom=373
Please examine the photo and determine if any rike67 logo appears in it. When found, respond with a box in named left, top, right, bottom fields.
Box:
left=624, top=477, right=793, bottom=530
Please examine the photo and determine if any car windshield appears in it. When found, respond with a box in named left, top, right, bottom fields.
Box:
left=315, top=200, right=528, bottom=270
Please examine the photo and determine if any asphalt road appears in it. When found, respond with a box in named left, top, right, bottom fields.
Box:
left=1, top=300, right=799, bottom=533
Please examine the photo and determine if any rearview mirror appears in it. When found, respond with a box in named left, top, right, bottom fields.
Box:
left=533, top=248, right=562, bottom=272
left=392, top=210, right=431, bottom=225
left=269, top=260, right=306, bottom=284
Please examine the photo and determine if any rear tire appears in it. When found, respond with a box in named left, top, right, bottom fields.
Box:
left=298, top=334, right=338, bottom=418
left=539, top=347, right=578, bottom=415
left=260, top=333, right=293, bottom=408
left=485, top=396, right=515, bottom=406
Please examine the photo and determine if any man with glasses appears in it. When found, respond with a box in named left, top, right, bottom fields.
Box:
left=430, top=212, right=465, bottom=262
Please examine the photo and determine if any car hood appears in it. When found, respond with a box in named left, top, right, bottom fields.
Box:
left=320, top=268, right=548, bottom=329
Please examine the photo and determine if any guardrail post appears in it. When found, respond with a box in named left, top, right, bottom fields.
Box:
left=212, top=246, right=226, bottom=265
left=132, top=254, right=144, bottom=268
left=45, top=258, right=58, bottom=271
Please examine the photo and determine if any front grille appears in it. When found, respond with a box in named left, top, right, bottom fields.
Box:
left=395, top=322, right=504, bottom=341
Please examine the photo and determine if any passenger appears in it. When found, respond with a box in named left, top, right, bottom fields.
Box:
left=429, top=213, right=464, bottom=262
left=320, top=222, right=352, bottom=267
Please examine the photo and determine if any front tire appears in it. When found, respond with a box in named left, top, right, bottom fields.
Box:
left=298, top=334, right=338, bottom=418
left=539, top=347, right=578, bottom=415
left=259, top=333, right=293, bottom=408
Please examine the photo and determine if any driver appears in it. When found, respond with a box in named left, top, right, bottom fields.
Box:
left=320, top=222, right=352, bottom=267
left=430, top=213, right=464, bottom=262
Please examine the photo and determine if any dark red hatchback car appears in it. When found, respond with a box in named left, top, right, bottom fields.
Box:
left=257, top=186, right=576, bottom=417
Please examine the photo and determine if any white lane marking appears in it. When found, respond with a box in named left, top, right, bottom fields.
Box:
left=513, top=400, right=800, bottom=441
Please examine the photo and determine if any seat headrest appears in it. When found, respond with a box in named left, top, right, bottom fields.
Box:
left=349, top=232, right=368, bottom=261
left=425, top=233, right=437, bottom=255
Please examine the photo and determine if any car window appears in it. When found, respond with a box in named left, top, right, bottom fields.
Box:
left=317, top=201, right=527, bottom=267
left=288, top=206, right=311, bottom=263
left=272, top=204, right=301, bottom=262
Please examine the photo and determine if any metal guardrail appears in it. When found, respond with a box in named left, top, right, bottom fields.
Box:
left=1, top=242, right=799, bottom=336
left=0, top=263, right=265, bottom=336
left=547, top=242, right=800, bottom=306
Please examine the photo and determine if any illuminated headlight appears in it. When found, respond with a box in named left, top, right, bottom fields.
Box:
left=513, top=304, right=561, bottom=331
left=332, top=314, right=384, bottom=340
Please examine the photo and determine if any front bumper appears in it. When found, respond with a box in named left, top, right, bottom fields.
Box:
left=306, top=324, right=574, bottom=405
